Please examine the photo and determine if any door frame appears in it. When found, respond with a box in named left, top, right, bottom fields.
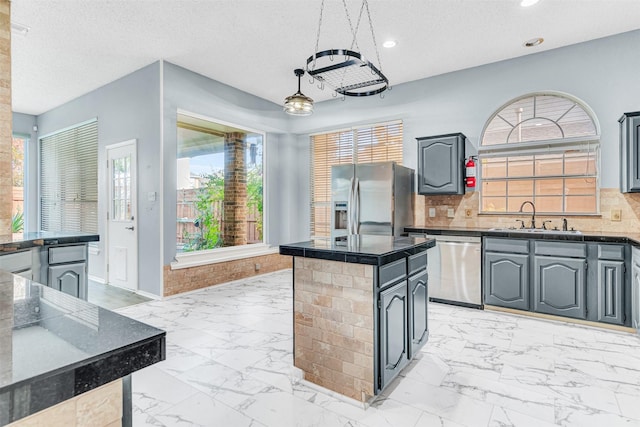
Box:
left=105, top=139, right=138, bottom=291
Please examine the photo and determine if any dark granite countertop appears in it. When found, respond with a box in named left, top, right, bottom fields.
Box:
left=0, top=271, right=165, bottom=425
left=405, top=226, right=640, bottom=247
left=0, top=231, right=100, bottom=253
left=279, top=235, right=436, bottom=265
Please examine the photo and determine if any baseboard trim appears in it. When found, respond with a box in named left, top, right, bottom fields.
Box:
left=88, top=275, right=106, bottom=284
left=485, top=305, right=636, bottom=333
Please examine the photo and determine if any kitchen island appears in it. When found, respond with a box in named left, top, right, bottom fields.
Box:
left=279, top=235, right=434, bottom=403
left=0, top=270, right=165, bottom=426
left=0, top=232, right=165, bottom=426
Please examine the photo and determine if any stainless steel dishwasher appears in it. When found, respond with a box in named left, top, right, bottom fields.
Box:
left=426, top=234, right=482, bottom=308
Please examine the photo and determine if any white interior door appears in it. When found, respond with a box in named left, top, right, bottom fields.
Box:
left=107, top=140, right=138, bottom=291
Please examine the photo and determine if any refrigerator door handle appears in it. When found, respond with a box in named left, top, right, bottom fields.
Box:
left=354, top=177, right=360, bottom=234
left=347, top=177, right=354, bottom=234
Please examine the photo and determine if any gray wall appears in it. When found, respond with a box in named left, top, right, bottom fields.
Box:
left=35, top=62, right=162, bottom=295
left=289, top=29, right=640, bottom=191
left=12, top=113, right=37, bottom=231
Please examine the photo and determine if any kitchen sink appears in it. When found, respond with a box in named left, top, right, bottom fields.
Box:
left=489, top=227, right=582, bottom=235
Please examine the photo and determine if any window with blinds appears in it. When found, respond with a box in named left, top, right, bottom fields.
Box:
left=479, top=93, right=599, bottom=215
left=310, top=121, right=403, bottom=238
left=40, top=120, right=98, bottom=233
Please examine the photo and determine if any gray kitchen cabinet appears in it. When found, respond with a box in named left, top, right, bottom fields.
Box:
left=484, top=252, right=529, bottom=310
left=41, top=244, right=88, bottom=300
left=483, top=238, right=530, bottom=310
left=619, top=111, right=640, bottom=192
left=0, top=248, right=38, bottom=279
left=408, top=269, right=428, bottom=358
left=379, top=280, right=409, bottom=388
left=596, top=259, right=625, bottom=325
left=533, top=256, right=587, bottom=320
left=632, top=247, right=640, bottom=329
left=416, top=133, right=465, bottom=195
left=48, top=262, right=86, bottom=299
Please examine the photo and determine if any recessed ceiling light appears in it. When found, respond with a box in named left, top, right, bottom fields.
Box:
left=383, top=40, right=397, bottom=48
left=520, top=0, right=540, bottom=7
left=524, top=37, right=544, bottom=47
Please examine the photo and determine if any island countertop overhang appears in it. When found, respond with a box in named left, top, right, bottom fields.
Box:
left=279, top=235, right=435, bottom=265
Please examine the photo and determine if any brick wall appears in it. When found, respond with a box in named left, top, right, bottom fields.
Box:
left=293, top=258, right=375, bottom=402
left=223, top=132, right=247, bottom=246
left=0, top=0, right=11, bottom=235
left=163, top=253, right=292, bottom=296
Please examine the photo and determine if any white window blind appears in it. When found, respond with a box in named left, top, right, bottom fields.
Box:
left=310, top=121, right=403, bottom=238
left=40, top=120, right=98, bottom=233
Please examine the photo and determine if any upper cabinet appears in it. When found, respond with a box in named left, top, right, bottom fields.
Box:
left=620, top=111, right=640, bottom=192
left=416, top=133, right=465, bottom=195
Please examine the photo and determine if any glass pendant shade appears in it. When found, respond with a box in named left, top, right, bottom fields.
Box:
left=284, top=69, right=313, bottom=116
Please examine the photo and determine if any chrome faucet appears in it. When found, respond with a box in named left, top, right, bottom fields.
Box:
left=519, top=201, right=536, bottom=229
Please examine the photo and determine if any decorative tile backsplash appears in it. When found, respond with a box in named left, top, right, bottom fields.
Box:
left=415, top=188, right=640, bottom=233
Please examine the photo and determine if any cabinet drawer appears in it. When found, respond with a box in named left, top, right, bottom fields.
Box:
left=379, top=258, right=407, bottom=288
left=484, top=238, right=529, bottom=254
left=598, top=244, right=625, bottom=261
left=0, top=250, right=32, bottom=273
left=48, top=245, right=87, bottom=264
left=408, top=251, right=427, bottom=276
left=534, top=241, right=586, bottom=258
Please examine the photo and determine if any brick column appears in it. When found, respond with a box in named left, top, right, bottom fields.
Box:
left=0, top=0, right=11, bottom=235
left=223, top=132, right=247, bottom=246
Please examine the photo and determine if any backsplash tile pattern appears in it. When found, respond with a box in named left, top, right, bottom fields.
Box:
left=417, top=188, right=640, bottom=233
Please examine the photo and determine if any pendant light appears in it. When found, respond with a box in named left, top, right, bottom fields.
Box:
left=284, top=69, right=314, bottom=116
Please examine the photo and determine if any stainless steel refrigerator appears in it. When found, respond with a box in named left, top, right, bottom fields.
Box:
left=330, top=162, right=414, bottom=240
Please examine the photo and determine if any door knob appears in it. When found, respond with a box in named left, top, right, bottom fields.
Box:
left=125, top=226, right=134, bottom=231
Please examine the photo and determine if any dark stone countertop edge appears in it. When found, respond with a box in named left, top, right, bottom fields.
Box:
left=404, top=227, right=640, bottom=247
left=1, top=333, right=165, bottom=424
left=0, top=232, right=100, bottom=252
left=279, top=239, right=436, bottom=266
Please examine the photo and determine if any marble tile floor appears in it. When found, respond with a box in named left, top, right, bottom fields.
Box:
left=115, top=270, right=640, bottom=427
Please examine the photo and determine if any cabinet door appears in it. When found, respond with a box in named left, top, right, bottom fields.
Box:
left=379, top=280, right=409, bottom=389
left=533, top=256, right=586, bottom=319
left=597, top=260, right=625, bottom=325
left=417, top=134, right=464, bottom=195
left=408, top=270, right=428, bottom=357
left=620, top=113, right=640, bottom=192
left=483, top=252, right=529, bottom=310
left=632, top=253, right=640, bottom=329
left=48, top=263, right=86, bottom=300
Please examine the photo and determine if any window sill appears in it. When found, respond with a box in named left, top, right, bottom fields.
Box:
left=171, top=243, right=278, bottom=270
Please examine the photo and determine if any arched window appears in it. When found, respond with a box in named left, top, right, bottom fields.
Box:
left=479, top=92, right=599, bottom=215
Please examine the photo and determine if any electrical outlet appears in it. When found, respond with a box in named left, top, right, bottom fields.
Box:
left=429, top=208, right=436, bottom=217
left=611, top=209, right=622, bottom=221
left=465, top=209, right=473, bottom=218
left=447, top=208, right=455, bottom=218
left=255, top=263, right=261, bottom=271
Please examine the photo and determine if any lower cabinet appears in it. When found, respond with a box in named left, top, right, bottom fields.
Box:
left=597, top=260, right=625, bottom=325
left=48, top=262, right=87, bottom=300
left=533, top=256, right=587, bottom=320
left=408, top=269, right=428, bottom=358
left=377, top=250, right=429, bottom=391
left=632, top=247, right=640, bottom=329
left=483, top=238, right=631, bottom=326
left=379, top=280, right=409, bottom=388
left=484, top=252, right=529, bottom=310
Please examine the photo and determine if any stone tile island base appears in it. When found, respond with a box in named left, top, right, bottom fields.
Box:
left=7, top=379, right=123, bottom=427
left=293, top=258, right=375, bottom=402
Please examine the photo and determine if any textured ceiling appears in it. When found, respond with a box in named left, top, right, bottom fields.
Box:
left=10, top=0, right=640, bottom=115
